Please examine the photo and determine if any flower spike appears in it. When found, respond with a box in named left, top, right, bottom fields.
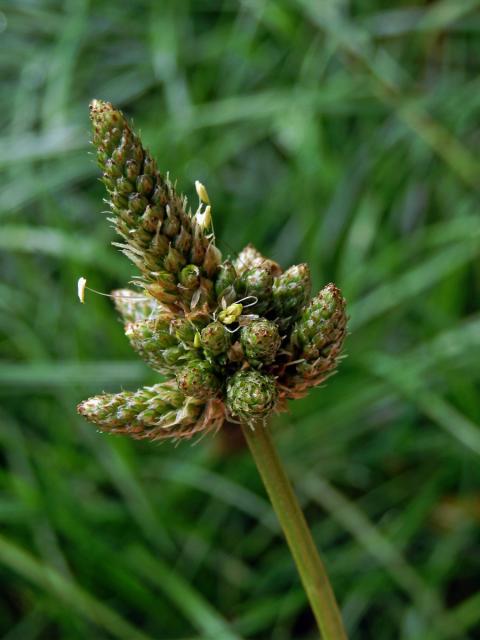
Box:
left=79, top=100, right=347, bottom=439
left=89, top=99, right=221, bottom=311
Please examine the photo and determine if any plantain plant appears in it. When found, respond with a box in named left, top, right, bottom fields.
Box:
left=78, top=100, right=348, bottom=639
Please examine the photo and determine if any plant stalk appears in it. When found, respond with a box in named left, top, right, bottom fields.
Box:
left=241, top=421, right=347, bottom=640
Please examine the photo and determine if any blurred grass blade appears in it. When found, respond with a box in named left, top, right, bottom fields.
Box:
left=0, top=362, right=149, bottom=388
left=128, top=546, right=242, bottom=640
left=299, top=472, right=457, bottom=637
left=350, top=240, right=480, bottom=330
left=0, top=534, right=155, bottom=640
left=0, top=225, right=123, bottom=274
left=369, top=355, right=480, bottom=457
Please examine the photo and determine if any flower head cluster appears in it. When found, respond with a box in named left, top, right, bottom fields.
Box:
left=78, top=101, right=347, bottom=441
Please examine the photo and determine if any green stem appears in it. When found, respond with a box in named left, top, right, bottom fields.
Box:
left=241, top=421, right=347, bottom=640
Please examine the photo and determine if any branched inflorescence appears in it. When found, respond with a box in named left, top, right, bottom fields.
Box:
left=78, top=100, right=347, bottom=441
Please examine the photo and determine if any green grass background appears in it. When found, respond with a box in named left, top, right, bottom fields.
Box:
left=1, top=1, right=480, bottom=638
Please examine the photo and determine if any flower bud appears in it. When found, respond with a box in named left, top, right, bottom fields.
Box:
left=125, top=159, right=140, bottom=181
left=140, top=204, right=163, bottom=232
left=237, top=266, right=274, bottom=315
left=179, top=264, right=201, bottom=290
left=162, top=204, right=181, bottom=238
left=286, top=284, right=347, bottom=390
left=226, top=370, right=277, bottom=423
left=201, top=321, right=231, bottom=356
left=136, top=174, right=155, bottom=196
left=163, top=245, right=186, bottom=273
left=176, top=361, right=221, bottom=400
left=203, top=243, right=222, bottom=278
left=146, top=272, right=178, bottom=306
left=163, top=345, right=189, bottom=368
left=170, top=315, right=208, bottom=345
left=241, top=319, right=281, bottom=366
left=272, top=263, right=311, bottom=327
left=291, top=283, right=346, bottom=358
left=129, top=193, right=148, bottom=215
left=174, top=226, right=192, bottom=254
left=234, top=243, right=282, bottom=277
left=214, top=261, right=237, bottom=302
left=116, top=176, right=134, bottom=195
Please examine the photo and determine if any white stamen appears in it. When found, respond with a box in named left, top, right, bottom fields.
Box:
left=236, top=296, right=258, bottom=308
left=195, top=180, right=210, bottom=204
left=196, top=205, right=211, bottom=229
left=77, top=277, right=87, bottom=303
left=77, top=276, right=148, bottom=304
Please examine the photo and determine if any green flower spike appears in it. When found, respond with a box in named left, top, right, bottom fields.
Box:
left=176, top=360, right=221, bottom=400
left=77, top=382, right=201, bottom=440
left=241, top=319, right=281, bottom=366
left=78, top=382, right=225, bottom=441
left=82, top=101, right=348, bottom=436
left=89, top=99, right=221, bottom=311
left=80, top=100, right=349, bottom=639
left=226, top=370, right=278, bottom=424
left=272, top=263, right=311, bottom=329
left=286, top=283, right=347, bottom=396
